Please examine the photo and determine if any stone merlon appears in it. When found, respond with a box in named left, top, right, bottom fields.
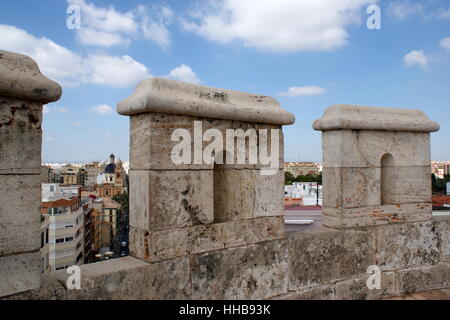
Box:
left=0, top=50, right=62, bottom=103
left=313, top=104, right=440, bottom=132
left=117, top=77, right=295, bottom=125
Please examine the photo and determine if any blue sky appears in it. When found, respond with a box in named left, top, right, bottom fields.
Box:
left=1, top=0, right=450, bottom=163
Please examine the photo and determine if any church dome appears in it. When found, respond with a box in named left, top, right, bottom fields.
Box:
left=104, top=163, right=116, bottom=174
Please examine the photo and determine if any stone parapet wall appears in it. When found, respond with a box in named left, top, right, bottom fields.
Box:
left=1, top=53, right=447, bottom=300
left=6, top=216, right=447, bottom=300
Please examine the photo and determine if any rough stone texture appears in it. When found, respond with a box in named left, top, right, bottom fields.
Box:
left=322, top=167, right=381, bottom=209
left=55, top=256, right=191, bottom=300
left=381, top=166, right=431, bottom=204
left=0, top=98, right=42, bottom=174
left=321, top=130, right=432, bottom=168
left=434, top=216, right=450, bottom=262
left=322, top=203, right=432, bottom=229
left=373, top=221, right=441, bottom=271
left=276, top=285, right=335, bottom=300
left=396, top=263, right=450, bottom=294
left=214, top=169, right=284, bottom=222
left=191, top=240, right=288, bottom=299
left=0, top=251, right=40, bottom=298
left=333, top=271, right=400, bottom=300
left=130, top=216, right=285, bottom=262
left=0, top=50, right=62, bottom=103
left=3, top=274, right=68, bottom=300
left=322, top=166, right=431, bottom=210
left=129, top=170, right=214, bottom=231
left=130, top=113, right=284, bottom=171
left=118, top=77, right=295, bottom=125
left=0, top=174, right=41, bottom=255
left=313, top=104, right=439, bottom=133
left=287, top=228, right=376, bottom=290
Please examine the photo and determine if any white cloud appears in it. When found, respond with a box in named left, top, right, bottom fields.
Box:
left=0, top=24, right=151, bottom=87
left=73, top=121, right=83, bottom=127
left=76, top=28, right=130, bottom=47
left=278, top=86, right=326, bottom=97
left=67, top=0, right=173, bottom=49
left=181, top=0, right=376, bottom=52
left=388, top=1, right=450, bottom=21
left=83, top=54, right=151, bottom=87
left=139, top=5, right=173, bottom=50
left=403, top=50, right=429, bottom=68
left=440, top=37, right=450, bottom=50
left=168, top=64, right=200, bottom=84
left=89, top=104, right=114, bottom=115
left=67, top=0, right=137, bottom=47
left=53, top=106, right=71, bottom=113
left=438, top=9, right=450, bottom=20
left=388, top=1, right=426, bottom=20
left=42, top=106, right=71, bottom=114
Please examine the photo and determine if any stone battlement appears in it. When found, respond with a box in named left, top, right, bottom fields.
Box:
left=0, top=51, right=448, bottom=300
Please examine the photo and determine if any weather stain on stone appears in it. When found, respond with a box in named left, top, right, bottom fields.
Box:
left=181, top=198, right=204, bottom=225
left=199, top=91, right=230, bottom=104
left=144, top=231, right=150, bottom=260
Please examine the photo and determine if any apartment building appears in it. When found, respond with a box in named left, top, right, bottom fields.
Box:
left=41, top=165, right=61, bottom=183
left=41, top=184, right=85, bottom=270
left=84, top=162, right=106, bottom=187
left=40, top=215, right=50, bottom=273
left=284, top=162, right=320, bottom=177
left=59, top=165, right=85, bottom=186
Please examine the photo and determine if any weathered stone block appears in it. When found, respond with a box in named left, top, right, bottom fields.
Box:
left=380, top=166, right=431, bottom=204
left=276, top=285, right=335, bottom=300
left=0, top=174, right=40, bottom=255
left=0, top=251, right=40, bottom=297
left=322, top=167, right=381, bottom=208
left=288, top=228, right=376, bottom=290
left=55, top=256, right=191, bottom=300
left=373, top=221, right=440, bottom=270
left=434, top=216, right=450, bottom=262
left=130, top=113, right=284, bottom=171
left=0, top=98, right=42, bottom=174
left=333, top=271, right=400, bottom=300
left=254, top=169, right=284, bottom=217
left=395, top=263, right=450, bottom=294
left=322, top=203, right=432, bottom=229
left=191, top=240, right=288, bottom=299
left=130, top=216, right=284, bottom=262
left=129, top=170, right=213, bottom=231
left=214, top=169, right=284, bottom=222
left=322, top=130, right=431, bottom=168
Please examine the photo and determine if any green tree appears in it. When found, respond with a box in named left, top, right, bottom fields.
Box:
left=285, top=171, right=295, bottom=185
